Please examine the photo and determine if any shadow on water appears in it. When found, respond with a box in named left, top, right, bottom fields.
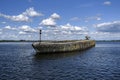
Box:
left=34, top=52, right=79, bottom=60
left=33, top=47, right=95, bottom=60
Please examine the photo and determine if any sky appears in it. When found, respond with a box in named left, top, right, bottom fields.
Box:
left=0, top=0, right=120, bottom=40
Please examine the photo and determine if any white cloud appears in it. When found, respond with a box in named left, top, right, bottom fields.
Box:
left=50, top=13, right=60, bottom=19
left=40, top=13, right=60, bottom=27
left=4, top=26, right=16, bottom=30
left=38, top=23, right=89, bottom=40
left=103, top=1, right=111, bottom=5
left=19, top=25, right=37, bottom=33
left=1, top=23, right=88, bottom=40
left=0, top=25, right=40, bottom=40
left=4, top=26, right=11, bottom=29
left=40, top=18, right=56, bottom=27
left=3, top=25, right=38, bottom=33
left=11, top=35, right=17, bottom=38
left=60, top=23, right=86, bottom=31
left=89, top=31, right=120, bottom=40
left=0, top=7, right=43, bottom=22
left=95, top=21, right=120, bottom=32
left=0, top=13, right=30, bottom=22
left=0, top=23, right=120, bottom=40
left=23, top=7, right=43, bottom=17
left=19, top=31, right=27, bottom=35
left=38, top=26, right=43, bottom=29
left=96, top=17, right=101, bottom=20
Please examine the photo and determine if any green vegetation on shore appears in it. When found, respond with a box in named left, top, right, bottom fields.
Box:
left=0, top=40, right=37, bottom=42
left=96, top=40, right=120, bottom=42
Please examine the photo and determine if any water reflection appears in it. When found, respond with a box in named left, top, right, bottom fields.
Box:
left=34, top=51, right=85, bottom=60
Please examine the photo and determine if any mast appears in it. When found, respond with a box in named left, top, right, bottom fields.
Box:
left=39, top=29, right=42, bottom=44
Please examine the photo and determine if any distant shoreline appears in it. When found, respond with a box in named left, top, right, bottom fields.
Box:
left=0, top=40, right=37, bottom=42
left=96, top=40, right=120, bottom=42
left=0, top=40, right=120, bottom=42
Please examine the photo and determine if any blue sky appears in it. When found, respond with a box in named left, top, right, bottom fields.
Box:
left=0, top=0, right=120, bottom=40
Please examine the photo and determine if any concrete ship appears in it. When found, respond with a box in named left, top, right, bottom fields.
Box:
left=32, top=40, right=95, bottom=53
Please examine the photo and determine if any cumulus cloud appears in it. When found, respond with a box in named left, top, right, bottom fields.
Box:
left=40, top=18, right=56, bottom=27
left=0, top=23, right=120, bottom=40
left=4, top=26, right=11, bottom=29
left=3, top=25, right=38, bottom=33
left=95, top=21, right=120, bottom=32
left=38, top=23, right=89, bottom=40
left=23, top=7, right=43, bottom=17
left=50, top=13, right=60, bottom=19
left=60, top=23, right=87, bottom=31
left=0, top=13, right=30, bottom=22
left=57, top=23, right=88, bottom=40
left=19, top=31, right=27, bottom=35
left=0, top=7, right=43, bottom=22
left=3, top=25, right=38, bottom=35
left=40, top=13, right=60, bottom=27
left=103, top=1, right=111, bottom=5
left=0, top=25, right=40, bottom=40
left=4, top=26, right=17, bottom=30
left=19, top=25, right=37, bottom=33
left=89, top=31, right=120, bottom=40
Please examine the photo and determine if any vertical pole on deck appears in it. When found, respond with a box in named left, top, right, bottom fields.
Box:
left=39, top=29, right=42, bottom=44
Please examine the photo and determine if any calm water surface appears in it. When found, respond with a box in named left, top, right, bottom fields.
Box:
left=0, top=42, right=120, bottom=80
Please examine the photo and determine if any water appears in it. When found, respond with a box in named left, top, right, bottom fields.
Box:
left=0, top=42, right=120, bottom=80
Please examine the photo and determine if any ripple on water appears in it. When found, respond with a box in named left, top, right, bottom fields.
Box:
left=0, top=42, right=120, bottom=80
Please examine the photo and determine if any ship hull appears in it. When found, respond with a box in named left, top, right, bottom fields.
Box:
left=32, top=40, right=95, bottom=53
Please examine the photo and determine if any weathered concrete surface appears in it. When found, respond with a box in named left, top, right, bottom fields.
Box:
left=32, top=40, right=95, bottom=53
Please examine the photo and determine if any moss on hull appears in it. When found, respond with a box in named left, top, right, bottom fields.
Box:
left=32, top=40, right=95, bottom=53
